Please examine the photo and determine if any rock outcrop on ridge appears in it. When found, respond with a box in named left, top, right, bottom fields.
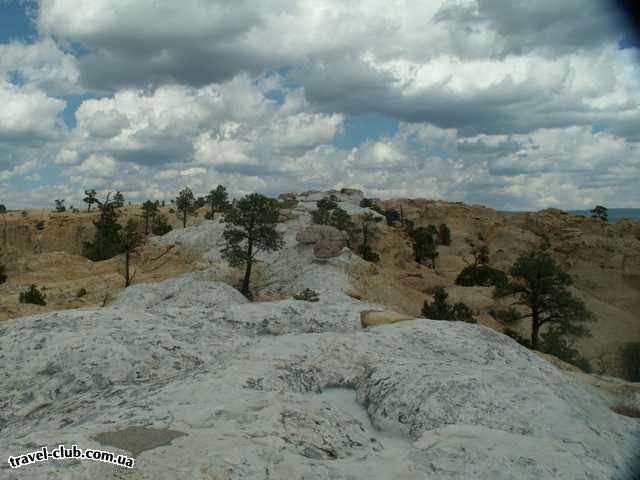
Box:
left=1, top=191, right=639, bottom=479
left=2, top=189, right=638, bottom=378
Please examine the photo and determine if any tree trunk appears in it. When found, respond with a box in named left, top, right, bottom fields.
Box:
left=531, top=306, right=540, bottom=350
left=182, top=208, right=187, bottom=228
left=125, top=249, right=130, bottom=287
left=241, top=235, right=253, bottom=297
left=210, top=199, right=214, bottom=219
left=144, top=212, right=149, bottom=235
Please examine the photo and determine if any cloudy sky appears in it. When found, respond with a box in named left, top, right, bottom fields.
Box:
left=1, top=0, right=639, bottom=210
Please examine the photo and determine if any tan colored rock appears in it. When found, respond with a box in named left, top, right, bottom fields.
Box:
left=360, top=309, right=415, bottom=328
left=296, top=225, right=347, bottom=258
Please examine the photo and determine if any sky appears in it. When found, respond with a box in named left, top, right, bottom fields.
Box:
left=1, top=0, right=640, bottom=210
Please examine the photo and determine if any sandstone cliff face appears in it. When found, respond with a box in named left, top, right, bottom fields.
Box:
left=370, top=198, right=640, bottom=376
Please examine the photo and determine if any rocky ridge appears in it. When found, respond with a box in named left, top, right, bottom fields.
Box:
left=1, top=192, right=639, bottom=479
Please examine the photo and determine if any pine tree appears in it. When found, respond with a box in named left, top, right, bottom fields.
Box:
left=221, top=193, right=284, bottom=297
left=83, top=193, right=124, bottom=261
left=83, top=189, right=97, bottom=212
left=413, top=227, right=438, bottom=268
left=120, top=220, right=143, bottom=287
left=437, top=223, right=452, bottom=245
left=495, top=248, right=593, bottom=350
left=176, top=187, right=196, bottom=228
left=112, top=191, right=125, bottom=208
left=206, top=185, right=229, bottom=219
left=590, top=205, right=608, bottom=222
left=141, top=200, right=159, bottom=235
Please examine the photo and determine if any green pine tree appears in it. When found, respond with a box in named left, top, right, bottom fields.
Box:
left=221, top=193, right=284, bottom=297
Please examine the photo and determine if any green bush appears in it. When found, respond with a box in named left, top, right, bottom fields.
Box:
left=359, top=244, right=380, bottom=263
left=539, top=327, right=592, bottom=373
left=293, top=288, right=320, bottom=302
left=151, top=215, right=173, bottom=236
left=383, top=209, right=400, bottom=226
left=19, top=285, right=47, bottom=306
left=437, top=223, right=452, bottom=245
left=422, top=288, right=475, bottom=323
left=503, top=328, right=531, bottom=348
left=490, top=306, right=521, bottom=325
left=620, top=342, right=640, bottom=382
left=456, top=265, right=508, bottom=287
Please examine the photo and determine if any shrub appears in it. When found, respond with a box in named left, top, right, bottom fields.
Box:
left=19, top=285, right=47, bottom=306
left=539, top=326, right=592, bottom=372
left=490, top=306, right=521, bottom=325
left=503, top=328, right=531, bottom=348
left=77, top=287, right=87, bottom=298
left=293, top=288, right=320, bottom=302
left=35, top=220, right=45, bottom=231
left=422, top=288, right=475, bottom=322
left=383, top=209, right=400, bottom=226
left=456, top=265, right=508, bottom=287
left=451, top=302, right=475, bottom=323
left=359, top=198, right=373, bottom=208
left=168, top=208, right=175, bottom=214
left=359, top=244, right=380, bottom=263
left=329, top=207, right=352, bottom=231
left=0, top=264, right=6, bottom=284
left=620, top=342, right=640, bottom=382
left=151, top=215, right=173, bottom=236
left=437, top=223, right=452, bottom=245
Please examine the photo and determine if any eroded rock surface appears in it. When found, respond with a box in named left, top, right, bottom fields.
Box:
left=1, top=277, right=639, bottom=478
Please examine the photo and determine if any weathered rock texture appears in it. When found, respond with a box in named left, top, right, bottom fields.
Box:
left=1, top=272, right=639, bottom=479
left=1, top=194, right=640, bottom=479
left=2, top=190, right=639, bottom=377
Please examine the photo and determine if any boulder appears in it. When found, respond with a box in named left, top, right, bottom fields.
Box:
left=296, top=225, right=348, bottom=258
left=360, top=309, right=415, bottom=327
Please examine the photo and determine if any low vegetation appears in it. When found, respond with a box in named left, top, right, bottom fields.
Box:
left=151, top=214, right=172, bottom=236
left=620, top=342, right=640, bottom=382
left=422, top=288, right=475, bottom=323
left=19, top=285, right=47, bottom=306
left=456, top=265, right=507, bottom=287
left=293, top=288, right=320, bottom=302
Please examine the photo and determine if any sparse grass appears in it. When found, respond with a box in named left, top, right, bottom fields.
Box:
left=610, top=404, right=640, bottom=418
